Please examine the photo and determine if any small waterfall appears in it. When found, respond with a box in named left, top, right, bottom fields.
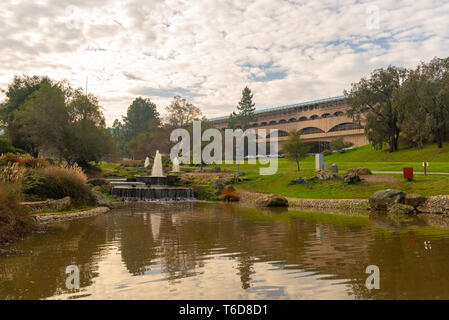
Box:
left=111, top=186, right=194, bottom=201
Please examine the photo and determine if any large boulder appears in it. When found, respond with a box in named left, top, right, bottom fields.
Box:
left=417, top=195, right=449, bottom=214
left=92, top=188, right=113, bottom=208
left=346, top=167, right=372, bottom=175
left=289, top=177, right=308, bottom=185
left=313, top=171, right=337, bottom=181
left=343, top=173, right=361, bottom=184
left=256, top=195, right=289, bottom=207
left=404, top=193, right=426, bottom=208
left=388, top=204, right=415, bottom=215
left=369, top=189, right=405, bottom=211
left=47, top=196, right=71, bottom=211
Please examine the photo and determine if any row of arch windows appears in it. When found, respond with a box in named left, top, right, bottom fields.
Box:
left=251, top=111, right=347, bottom=127
left=220, top=123, right=362, bottom=136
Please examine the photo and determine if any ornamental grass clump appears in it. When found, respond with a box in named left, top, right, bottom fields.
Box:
left=23, top=164, right=94, bottom=206
left=0, top=163, right=26, bottom=185
left=0, top=184, right=37, bottom=244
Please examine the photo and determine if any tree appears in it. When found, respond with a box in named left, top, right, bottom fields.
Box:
left=123, top=97, right=160, bottom=140
left=0, top=75, right=53, bottom=156
left=63, top=89, right=115, bottom=166
left=345, top=66, right=407, bottom=152
left=281, top=130, right=309, bottom=171
left=231, top=86, right=256, bottom=130
left=330, top=137, right=354, bottom=153
left=396, top=57, right=449, bottom=148
left=165, top=95, right=204, bottom=128
left=3, top=76, right=115, bottom=167
left=127, top=118, right=170, bottom=159
left=17, top=82, right=70, bottom=159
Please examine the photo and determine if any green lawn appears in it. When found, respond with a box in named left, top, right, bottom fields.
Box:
left=212, top=143, right=449, bottom=199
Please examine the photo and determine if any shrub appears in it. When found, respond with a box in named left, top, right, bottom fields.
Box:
left=219, top=187, right=240, bottom=202
left=330, top=137, right=354, bottom=152
left=0, top=153, right=49, bottom=168
left=0, top=138, right=26, bottom=155
left=0, top=184, right=38, bottom=244
left=22, top=164, right=94, bottom=206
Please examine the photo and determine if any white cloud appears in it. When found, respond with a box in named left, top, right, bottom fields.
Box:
left=0, top=0, right=448, bottom=125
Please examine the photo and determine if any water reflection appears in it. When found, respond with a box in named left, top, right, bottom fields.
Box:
left=1, top=202, right=449, bottom=299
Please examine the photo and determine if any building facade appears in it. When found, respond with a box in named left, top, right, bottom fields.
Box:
left=208, top=96, right=369, bottom=152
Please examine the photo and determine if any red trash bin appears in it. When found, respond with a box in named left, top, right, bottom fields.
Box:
left=403, top=167, right=413, bottom=180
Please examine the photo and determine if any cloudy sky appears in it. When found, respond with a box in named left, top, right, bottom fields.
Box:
left=1, top=0, right=448, bottom=125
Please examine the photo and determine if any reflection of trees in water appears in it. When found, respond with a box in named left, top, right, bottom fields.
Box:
left=0, top=215, right=109, bottom=299
left=119, top=212, right=157, bottom=276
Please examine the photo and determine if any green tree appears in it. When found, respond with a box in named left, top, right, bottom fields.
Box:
left=345, top=66, right=407, bottom=152
left=232, top=86, right=256, bottom=130
left=17, top=82, right=70, bottom=159
left=165, top=95, right=204, bottom=128
left=123, top=97, right=160, bottom=140
left=396, top=57, right=449, bottom=148
left=281, top=130, right=309, bottom=171
left=330, top=137, right=354, bottom=152
left=0, top=75, right=53, bottom=156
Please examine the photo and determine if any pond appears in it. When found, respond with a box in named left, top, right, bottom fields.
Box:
left=1, top=202, right=449, bottom=300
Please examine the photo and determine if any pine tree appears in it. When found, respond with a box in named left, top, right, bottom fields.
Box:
left=235, top=86, right=256, bottom=130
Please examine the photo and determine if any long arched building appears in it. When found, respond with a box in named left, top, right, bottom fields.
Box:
left=208, top=96, right=369, bottom=153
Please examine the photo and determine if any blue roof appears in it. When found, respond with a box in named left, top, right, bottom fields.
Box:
left=208, top=95, right=346, bottom=121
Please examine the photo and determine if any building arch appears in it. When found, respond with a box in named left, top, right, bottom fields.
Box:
left=310, top=114, right=319, bottom=120
left=279, top=119, right=287, bottom=124
left=334, top=111, right=344, bottom=117
left=266, top=130, right=289, bottom=138
left=252, top=123, right=258, bottom=127
left=261, top=122, right=267, bottom=126
left=321, top=113, right=331, bottom=118
left=328, top=122, right=362, bottom=132
left=269, top=120, right=277, bottom=125
left=288, top=118, right=296, bottom=122
left=299, top=116, right=307, bottom=121
left=300, top=127, right=325, bottom=135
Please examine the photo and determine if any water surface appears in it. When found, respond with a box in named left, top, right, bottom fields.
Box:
left=1, top=202, right=449, bottom=300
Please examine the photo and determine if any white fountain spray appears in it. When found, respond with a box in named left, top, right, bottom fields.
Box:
left=151, top=150, right=164, bottom=177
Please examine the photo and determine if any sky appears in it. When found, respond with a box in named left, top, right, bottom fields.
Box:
left=1, top=0, right=448, bottom=126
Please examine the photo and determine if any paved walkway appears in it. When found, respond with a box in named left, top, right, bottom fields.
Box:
left=373, top=171, right=449, bottom=175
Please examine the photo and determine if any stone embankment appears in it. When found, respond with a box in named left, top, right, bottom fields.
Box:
left=238, top=191, right=369, bottom=210
left=32, top=207, right=111, bottom=224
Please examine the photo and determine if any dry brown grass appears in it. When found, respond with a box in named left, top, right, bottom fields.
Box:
left=219, top=189, right=241, bottom=202
left=0, top=184, right=38, bottom=244
left=0, top=163, right=26, bottom=184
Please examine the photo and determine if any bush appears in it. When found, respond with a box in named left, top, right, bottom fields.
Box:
left=0, top=184, right=38, bottom=244
left=0, top=163, right=26, bottom=184
left=330, top=137, right=354, bottom=152
left=22, top=165, right=94, bottom=206
left=0, top=153, right=49, bottom=168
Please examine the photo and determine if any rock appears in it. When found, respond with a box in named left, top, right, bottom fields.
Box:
left=343, top=173, right=361, bottom=184
left=91, top=189, right=113, bottom=209
left=256, top=195, right=289, bottom=207
left=212, top=179, right=227, bottom=195
left=417, top=195, right=449, bottom=214
left=369, top=189, right=405, bottom=211
left=404, top=193, right=426, bottom=208
left=331, top=163, right=338, bottom=174
left=388, top=204, right=415, bottom=215
left=346, top=167, right=372, bottom=175
left=289, top=177, right=308, bottom=185
left=47, top=196, right=71, bottom=211
left=313, top=171, right=337, bottom=181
